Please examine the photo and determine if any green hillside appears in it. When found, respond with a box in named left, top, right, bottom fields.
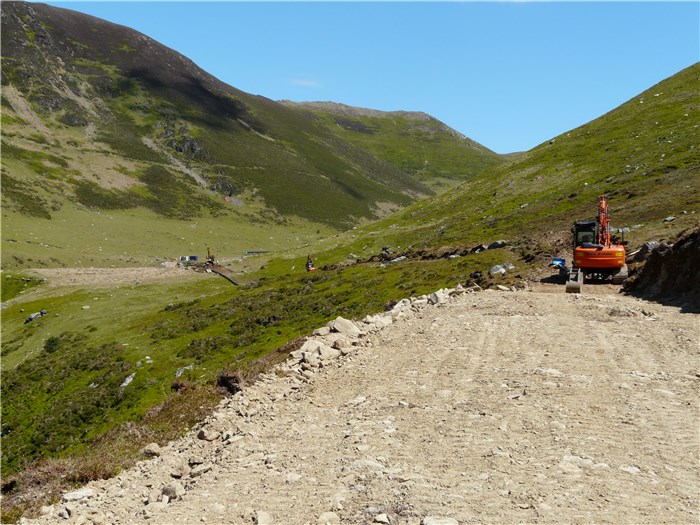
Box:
left=1, top=3, right=698, bottom=521
left=2, top=1, right=462, bottom=270
left=329, top=62, right=700, bottom=260
left=281, top=101, right=504, bottom=191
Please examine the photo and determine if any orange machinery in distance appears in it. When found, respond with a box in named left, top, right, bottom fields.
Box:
left=566, top=194, right=628, bottom=293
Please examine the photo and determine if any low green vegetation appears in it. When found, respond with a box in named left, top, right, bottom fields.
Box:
left=1, top=274, right=45, bottom=302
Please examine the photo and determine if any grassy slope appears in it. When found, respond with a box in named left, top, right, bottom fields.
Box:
left=335, top=62, right=700, bottom=258
left=0, top=1, right=440, bottom=251
left=284, top=102, right=504, bottom=192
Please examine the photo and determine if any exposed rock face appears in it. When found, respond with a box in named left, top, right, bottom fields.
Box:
left=624, top=227, right=700, bottom=311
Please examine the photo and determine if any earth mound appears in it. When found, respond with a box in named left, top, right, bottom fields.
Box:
left=623, top=227, right=700, bottom=312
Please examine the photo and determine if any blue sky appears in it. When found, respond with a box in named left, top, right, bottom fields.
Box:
left=44, top=1, right=699, bottom=153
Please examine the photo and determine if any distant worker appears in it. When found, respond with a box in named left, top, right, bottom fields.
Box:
left=306, top=254, right=317, bottom=272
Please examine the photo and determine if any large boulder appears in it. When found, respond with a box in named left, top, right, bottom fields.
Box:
left=329, top=317, right=363, bottom=338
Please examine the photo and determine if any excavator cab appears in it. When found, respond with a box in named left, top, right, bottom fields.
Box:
left=572, top=220, right=599, bottom=248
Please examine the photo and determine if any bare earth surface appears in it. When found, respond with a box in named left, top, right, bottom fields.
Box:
left=25, top=285, right=699, bottom=525
left=29, top=267, right=207, bottom=288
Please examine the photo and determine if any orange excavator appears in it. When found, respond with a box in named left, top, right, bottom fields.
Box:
left=564, top=195, right=628, bottom=293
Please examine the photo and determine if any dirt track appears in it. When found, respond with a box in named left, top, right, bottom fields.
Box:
left=25, top=286, right=700, bottom=525
left=29, top=266, right=207, bottom=288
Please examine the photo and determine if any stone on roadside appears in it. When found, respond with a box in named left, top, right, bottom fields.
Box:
left=318, top=511, right=341, bottom=524
left=329, top=317, right=362, bottom=338
left=312, top=326, right=331, bottom=337
left=141, top=443, right=162, bottom=457
left=161, top=482, right=185, bottom=501
left=197, top=429, right=221, bottom=441
left=190, top=463, right=212, bottom=477
left=255, top=510, right=274, bottom=524
left=392, top=298, right=411, bottom=312
left=318, top=344, right=341, bottom=362
left=428, top=290, right=448, bottom=305
left=188, top=455, right=205, bottom=466
left=62, top=488, right=96, bottom=502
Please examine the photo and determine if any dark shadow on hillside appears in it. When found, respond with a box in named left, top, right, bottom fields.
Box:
left=126, top=68, right=248, bottom=130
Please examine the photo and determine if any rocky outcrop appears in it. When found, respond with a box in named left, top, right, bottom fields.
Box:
left=624, top=227, right=700, bottom=311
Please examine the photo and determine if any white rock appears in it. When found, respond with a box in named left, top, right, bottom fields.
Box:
left=119, top=373, right=136, bottom=388
left=392, top=298, right=411, bottom=311
left=619, top=465, right=641, bottom=474
left=256, top=510, right=275, bottom=524
left=141, top=443, right=161, bottom=457
left=318, top=511, right=341, bottom=524
left=162, top=482, right=185, bottom=500
left=318, top=344, right=341, bottom=362
left=197, top=429, right=220, bottom=441
left=428, top=291, right=448, bottom=305
left=489, top=265, right=506, bottom=277
left=62, top=488, right=96, bottom=502
left=329, top=317, right=362, bottom=338
left=190, top=463, right=212, bottom=477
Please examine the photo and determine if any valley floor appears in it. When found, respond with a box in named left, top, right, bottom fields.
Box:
left=23, top=286, right=699, bottom=525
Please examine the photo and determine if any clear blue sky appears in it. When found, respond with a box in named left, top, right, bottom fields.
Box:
left=44, top=1, right=699, bottom=153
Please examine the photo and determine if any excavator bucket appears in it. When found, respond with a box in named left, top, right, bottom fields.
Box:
left=565, top=269, right=583, bottom=294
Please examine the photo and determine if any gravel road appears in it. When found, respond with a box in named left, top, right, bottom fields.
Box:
left=25, top=286, right=699, bottom=525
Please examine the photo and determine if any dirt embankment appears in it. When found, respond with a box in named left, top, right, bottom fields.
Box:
left=624, top=227, right=700, bottom=313
left=22, top=285, right=699, bottom=525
